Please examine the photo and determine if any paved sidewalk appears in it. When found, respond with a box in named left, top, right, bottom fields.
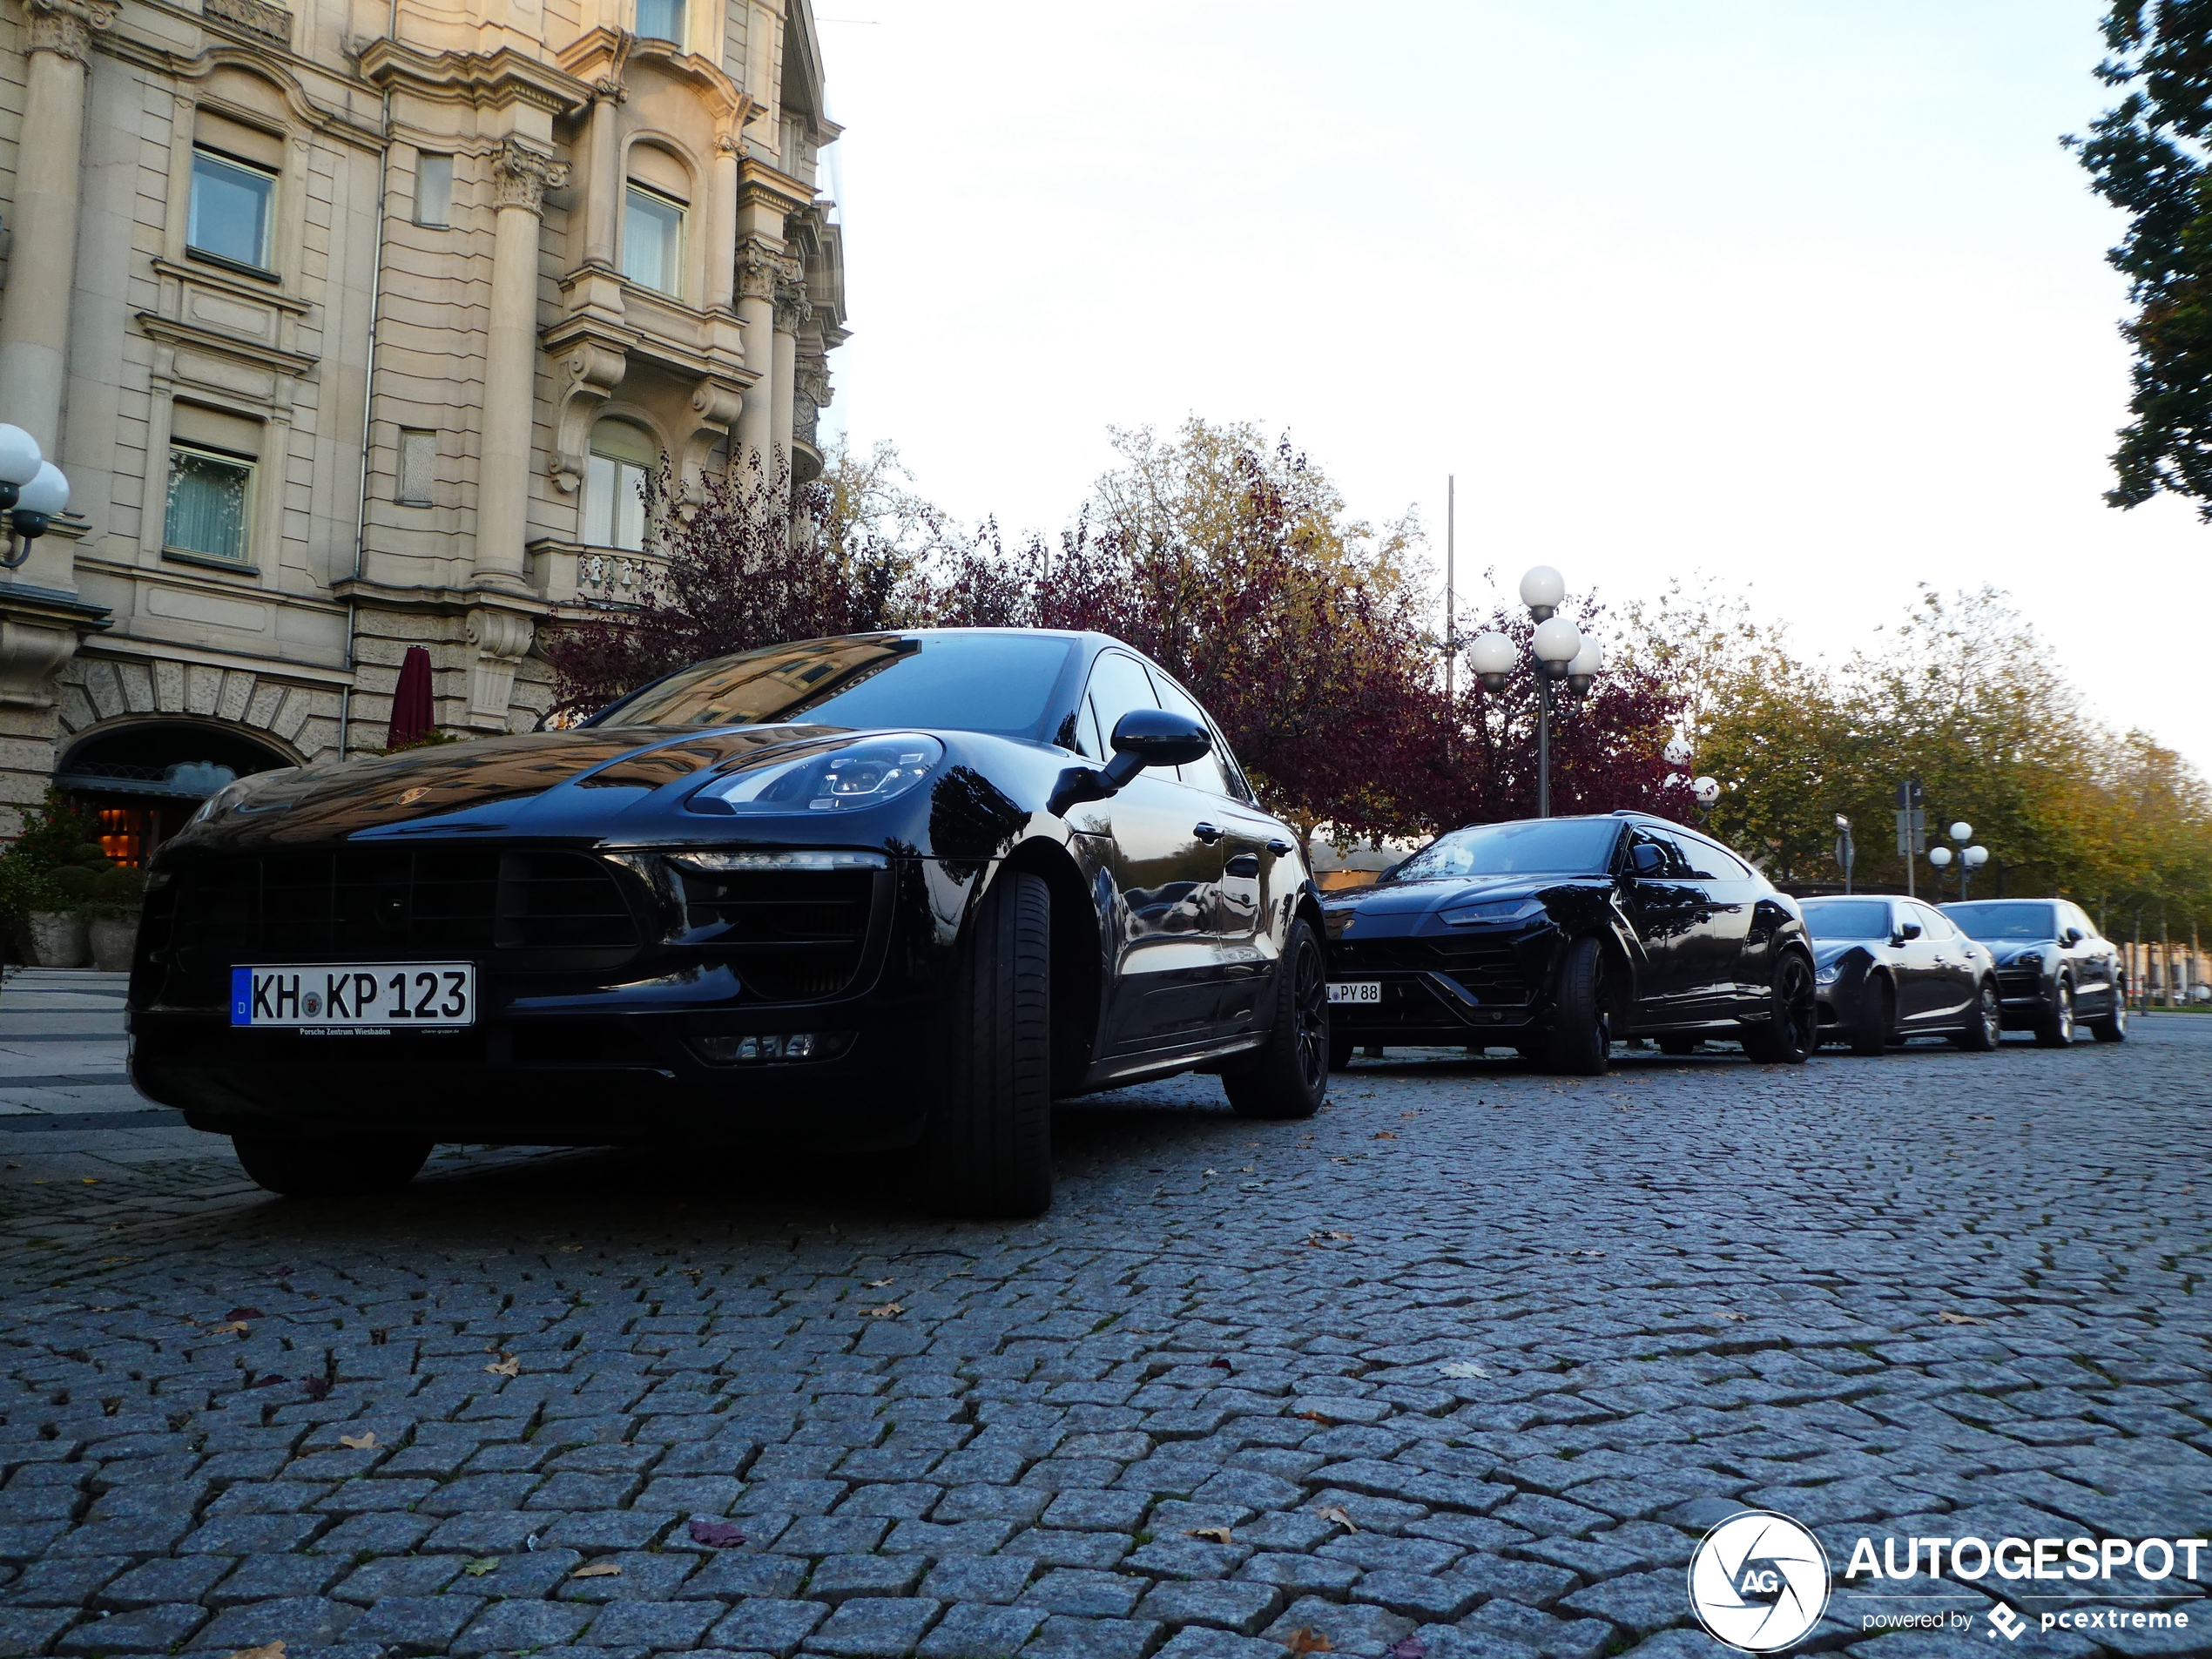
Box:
left=0, top=993, right=2206, bottom=1659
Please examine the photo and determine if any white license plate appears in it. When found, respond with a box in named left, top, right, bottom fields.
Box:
left=1328, top=981, right=1382, bottom=1005
left=231, top=964, right=476, bottom=1029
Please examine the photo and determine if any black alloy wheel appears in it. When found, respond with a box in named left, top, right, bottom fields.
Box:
left=232, top=1133, right=432, bottom=1198
left=1743, top=951, right=1817, bottom=1064
left=2090, top=994, right=2128, bottom=1044
left=2034, top=979, right=2075, bottom=1049
left=1955, top=979, right=2000, bottom=1052
left=1547, top=935, right=1613, bottom=1076
left=1224, top=919, right=1329, bottom=1120
left=919, top=869, right=1054, bottom=1217
left=1850, top=975, right=1892, bottom=1057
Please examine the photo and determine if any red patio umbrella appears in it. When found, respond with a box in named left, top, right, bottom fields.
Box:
left=386, top=644, right=434, bottom=750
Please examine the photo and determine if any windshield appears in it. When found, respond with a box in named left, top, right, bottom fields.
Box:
left=1386, top=819, right=1620, bottom=882
left=1803, top=900, right=1891, bottom=940
left=593, top=633, right=1078, bottom=736
left=1946, top=901, right=2058, bottom=942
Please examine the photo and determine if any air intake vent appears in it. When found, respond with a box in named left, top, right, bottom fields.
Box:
left=677, top=867, right=874, bottom=1001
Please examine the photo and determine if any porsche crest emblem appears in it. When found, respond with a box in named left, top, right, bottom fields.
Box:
left=395, top=786, right=430, bottom=807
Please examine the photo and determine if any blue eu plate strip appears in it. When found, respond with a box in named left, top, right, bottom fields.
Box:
left=231, top=968, right=251, bottom=1027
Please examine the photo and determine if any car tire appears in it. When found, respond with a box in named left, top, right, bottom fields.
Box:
left=1955, top=978, right=2000, bottom=1052
left=1546, top=936, right=1613, bottom=1076
left=231, top=1132, right=431, bottom=1198
left=1327, top=1027, right=1355, bottom=1072
left=2033, top=979, right=2075, bottom=1049
left=1224, top=919, right=1329, bottom=1120
left=1656, top=1035, right=1697, bottom=1056
left=919, top=869, right=1053, bottom=1218
left=1742, top=950, right=1817, bottom=1065
left=2090, top=995, right=2128, bottom=1043
left=1850, top=975, right=1892, bottom=1057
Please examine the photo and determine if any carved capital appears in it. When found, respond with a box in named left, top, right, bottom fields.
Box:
left=26, top=0, right=118, bottom=61
left=774, top=280, right=813, bottom=334
left=465, top=608, right=536, bottom=725
left=491, top=138, right=569, bottom=214
left=589, top=77, right=629, bottom=104
left=737, top=235, right=800, bottom=303
left=795, top=352, right=832, bottom=412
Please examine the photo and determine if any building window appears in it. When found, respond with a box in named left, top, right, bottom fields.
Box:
left=623, top=185, right=684, bottom=295
left=583, top=422, right=658, bottom=551
left=396, top=428, right=436, bottom=505
left=636, top=0, right=684, bottom=44
left=188, top=148, right=276, bottom=271
left=414, top=153, right=453, bottom=227
left=164, top=444, right=253, bottom=563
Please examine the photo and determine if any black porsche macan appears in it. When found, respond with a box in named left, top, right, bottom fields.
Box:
left=1319, top=813, right=1817, bottom=1073
left=126, top=630, right=1332, bottom=1217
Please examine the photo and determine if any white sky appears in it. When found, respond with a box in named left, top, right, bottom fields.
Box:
left=813, top=0, right=2212, bottom=772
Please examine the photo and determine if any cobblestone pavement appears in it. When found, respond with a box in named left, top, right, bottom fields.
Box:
left=1, top=969, right=2209, bottom=1659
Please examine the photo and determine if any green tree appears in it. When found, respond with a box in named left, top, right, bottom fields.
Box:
left=2068, top=0, right=2212, bottom=515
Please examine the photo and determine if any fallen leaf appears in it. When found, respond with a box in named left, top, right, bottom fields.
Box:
left=226, top=1307, right=264, bottom=1322
left=867, top=1278, right=894, bottom=1288
left=1316, top=1504, right=1357, bottom=1532
left=861, top=1302, right=904, bottom=1318
left=1187, top=1526, right=1233, bottom=1544
left=303, top=1375, right=333, bottom=1401
left=1388, top=1638, right=1428, bottom=1659
left=1372, top=1131, right=1397, bottom=1141
left=1437, top=1360, right=1489, bottom=1379
left=1298, top=1410, right=1340, bottom=1426
left=485, top=1353, right=521, bottom=1377
left=1208, top=1357, right=1233, bottom=1371
left=81, top=1177, right=98, bottom=1184
left=1715, top=1312, right=1748, bottom=1323
left=100, top=1256, right=132, bottom=1264
left=570, top=1562, right=621, bottom=1579
left=462, top=1556, right=498, bottom=1576
left=217, top=1321, right=251, bottom=1337
left=687, top=1517, right=745, bottom=1548
left=1302, top=1231, right=1354, bottom=1246
left=224, top=1643, right=287, bottom=1659
left=1399, top=1110, right=1419, bottom=1119
left=1284, top=1628, right=1334, bottom=1653
left=559, top=1244, right=583, bottom=1253
left=1936, top=1311, right=1988, bottom=1326
left=1328, top=1157, right=1352, bottom=1164
left=339, top=1432, right=378, bottom=1450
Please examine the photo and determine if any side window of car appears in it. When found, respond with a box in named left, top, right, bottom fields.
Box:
left=1147, top=670, right=1237, bottom=798
left=1084, top=651, right=1157, bottom=758
left=1630, top=826, right=1696, bottom=878
left=1910, top=902, right=1952, bottom=939
left=1676, top=832, right=1750, bottom=880
left=2062, top=903, right=2093, bottom=941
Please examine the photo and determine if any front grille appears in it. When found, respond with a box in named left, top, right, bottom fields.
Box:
left=152, top=848, right=638, bottom=1003
left=1333, top=934, right=1532, bottom=1002
left=677, top=868, right=874, bottom=1001
left=1998, top=968, right=2042, bottom=998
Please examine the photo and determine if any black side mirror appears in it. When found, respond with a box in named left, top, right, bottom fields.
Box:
left=1893, top=922, right=1922, bottom=943
left=2060, top=927, right=2083, bottom=947
left=1629, top=843, right=1666, bottom=878
left=1048, top=709, right=1211, bottom=816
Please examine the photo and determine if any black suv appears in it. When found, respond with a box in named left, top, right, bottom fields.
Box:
left=1319, top=813, right=1816, bottom=1074
left=1943, top=898, right=2127, bottom=1046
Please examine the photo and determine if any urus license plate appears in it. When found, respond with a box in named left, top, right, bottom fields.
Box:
left=1328, top=981, right=1382, bottom=1005
left=232, top=964, right=476, bottom=1029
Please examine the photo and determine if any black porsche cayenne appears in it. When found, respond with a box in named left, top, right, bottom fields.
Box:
left=1319, top=813, right=1817, bottom=1073
left=126, top=630, right=1332, bottom=1217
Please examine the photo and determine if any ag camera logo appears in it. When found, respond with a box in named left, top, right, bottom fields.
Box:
left=1689, top=1509, right=1831, bottom=1651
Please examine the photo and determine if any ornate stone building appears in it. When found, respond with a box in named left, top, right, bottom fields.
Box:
left=0, top=0, right=846, bottom=854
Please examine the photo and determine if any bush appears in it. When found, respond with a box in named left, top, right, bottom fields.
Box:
left=86, top=865, right=145, bottom=918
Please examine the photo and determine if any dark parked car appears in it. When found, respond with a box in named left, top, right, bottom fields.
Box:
left=126, top=630, right=1332, bottom=1217
left=1801, top=895, right=2000, bottom=1055
left=1941, top=898, right=2127, bottom=1046
left=1318, top=813, right=1817, bottom=1074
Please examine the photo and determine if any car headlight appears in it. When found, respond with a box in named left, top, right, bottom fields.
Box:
left=1439, top=898, right=1544, bottom=927
left=685, top=734, right=943, bottom=817
left=2013, top=951, right=2044, bottom=973
left=1816, top=962, right=1841, bottom=985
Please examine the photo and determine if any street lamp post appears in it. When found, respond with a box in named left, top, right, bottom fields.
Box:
left=1925, top=819, right=1988, bottom=900
left=1467, top=565, right=1602, bottom=818
left=0, top=422, right=71, bottom=568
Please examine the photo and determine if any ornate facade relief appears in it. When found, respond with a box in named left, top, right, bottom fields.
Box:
left=24, top=0, right=117, bottom=62
left=491, top=138, right=569, bottom=213
left=464, top=609, right=536, bottom=726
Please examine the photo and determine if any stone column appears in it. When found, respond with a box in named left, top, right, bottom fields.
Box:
left=770, top=280, right=806, bottom=475
left=475, top=138, right=567, bottom=591
left=735, top=235, right=792, bottom=485
left=0, top=0, right=117, bottom=455
left=579, top=83, right=624, bottom=269
left=706, top=138, right=740, bottom=314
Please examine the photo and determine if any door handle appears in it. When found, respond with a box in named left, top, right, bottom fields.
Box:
left=1193, top=822, right=1224, bottom=845
left=1265, top=838, right=1295, bottom=857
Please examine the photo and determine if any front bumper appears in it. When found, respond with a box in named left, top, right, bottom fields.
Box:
left=1326, top=923, right=1558, bottom=1042
left=128, top=843, right=975, bottom=1147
